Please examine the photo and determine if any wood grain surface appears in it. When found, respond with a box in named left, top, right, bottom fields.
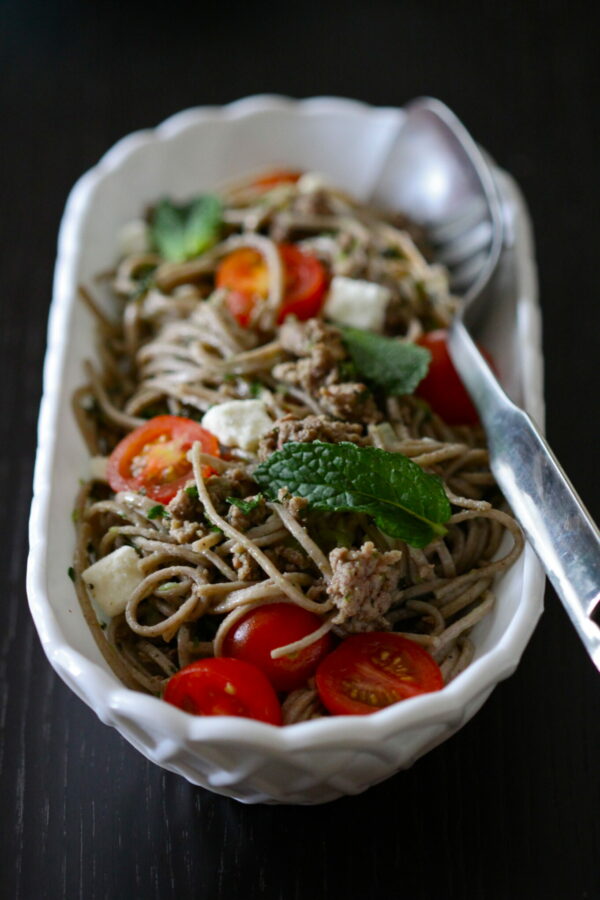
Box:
left=1, top=1, right=599, bottom=898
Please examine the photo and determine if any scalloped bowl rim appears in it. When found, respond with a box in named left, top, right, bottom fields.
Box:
left=27, top=95, right=544, bottom=760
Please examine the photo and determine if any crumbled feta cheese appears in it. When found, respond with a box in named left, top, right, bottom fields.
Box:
left=117, top=219, right=151, bottom=256
left=89, top=456, right=109, bottom=482
left=81, top=546, right=144, bottom=618
left=323, top=276, right=391, bottom=332
left=297, top=171, right=335, bottom=194
left=202, top=400, right=273, bottom=452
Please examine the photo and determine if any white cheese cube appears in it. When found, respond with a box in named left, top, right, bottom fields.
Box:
left=117, top=219, right=151, bottom=256
left=89, top=456, right=109, bottom=482
left=202, top=400, right=273, bottom=452
left=81, top=546, right=144, bottom=618
left=324, top=276, right=391, bottom=332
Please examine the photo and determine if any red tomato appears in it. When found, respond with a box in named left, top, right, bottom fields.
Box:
left=315, top=633, right=444, bottom=716
left=216, top=244, right=327, bottom=327
left=216, top=247, right=270, bottom=301
left=415, top=330, right=494, bottom=426
left=277, top=244, right=328, bottom=324
left=107, top=415, right=219, bottom=504
left=163, top=658, right=282, bottom=725
left=250, top=169, right=302, bottom=191
left=222, top=602, right=332, bottom=692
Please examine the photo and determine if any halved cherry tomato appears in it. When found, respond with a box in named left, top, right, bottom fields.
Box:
left=216, top=243, right=327, bottom=327
left=250, top=169, right=302, bottom=191
left=278, top=244, right=328, bottom=323
left=107, top=415, right=219, bottom=504
left=315, top=633, right=444, bottom=716
left=163, top=658, right=282, bottom=725
left=415, top=330, right=495, bottom=426
left=222, top=602, right=332, bottom=692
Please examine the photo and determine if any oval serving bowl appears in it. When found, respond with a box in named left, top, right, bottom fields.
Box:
left=27, top=96, right=545, bottom=804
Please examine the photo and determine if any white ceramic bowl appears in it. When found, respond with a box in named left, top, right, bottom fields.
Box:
left=27, top=96, right=545, bottom=804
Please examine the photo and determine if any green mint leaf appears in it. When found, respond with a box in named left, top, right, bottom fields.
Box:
left=340, top=327, right=430, bottom=396
left=67, top=567, right=76, bottom=582
left=184, top=484, right=199, bottom=499
left=150, top=195, right=222, bottom=262
left=227, top=494, right=264, bottom=514
left=147, top=504, right=168, bottom=520
left=254, top=441, right=450, bottom=549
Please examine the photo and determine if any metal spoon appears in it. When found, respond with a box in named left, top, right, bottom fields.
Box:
left=374, top=97, right=600, bottom=670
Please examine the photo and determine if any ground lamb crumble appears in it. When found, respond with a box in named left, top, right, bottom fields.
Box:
left=274, top=318, right=381, bottom=422
left=258, top=413, right=368, bottom=460
left=326, top=541, right=403, bottom=634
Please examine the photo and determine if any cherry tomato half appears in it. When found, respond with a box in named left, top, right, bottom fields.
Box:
left=163, top=658, right=282, bottom=725
left=315, top=633, right=444, bottom=716
left=216, top=243, right=327, bottom=327
left=415, top=330, right=495, bottom=426
left=222, top=602, right=332, bottom=692
left=107, top=415, right=219, bottom=504
left=250, top=169, right=302, bottom=191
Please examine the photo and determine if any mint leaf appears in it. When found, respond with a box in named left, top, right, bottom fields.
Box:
left=227, top=494, right=264, bottom=514
left=254, top=442, right=450, bottom=548
left=150, top=195, right=222, bottom=262
left=184, top=484, right=199, bottom=499
left=340, top=327, right=430, bottom=396
left=147, top=504, right=168, bottom=520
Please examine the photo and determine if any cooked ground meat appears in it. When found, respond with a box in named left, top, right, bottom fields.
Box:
left=167, top=472, right=262, bottom=540
left=167, top=483, right=202, bottom=521
left=258, top=413, right=367, bottom=459
left=277, top=488, right=309, bottom=520
left=327, top=541, right=403, bottom=633
left=226, top=493, right=269, bottom=532
left=205, top=468, right=257, bottom=516
left=167, top=484, right=207, bottom=544
left=168, top=518, right=208, bottom=544
left=274, top=318, right=348, bottom=395
left=231, top=545, right=260, bottom=581
left=318, top=383, right=382, bottom=424
left=279, top=317, right=345, bottom=359
left=264, top=544, right=314, bottom=574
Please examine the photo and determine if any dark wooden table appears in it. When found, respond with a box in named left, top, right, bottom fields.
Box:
left=2, top=2, right=599, bottom=897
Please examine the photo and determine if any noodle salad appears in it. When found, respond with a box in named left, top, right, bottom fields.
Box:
left=71, top=169, right=523, bottom=725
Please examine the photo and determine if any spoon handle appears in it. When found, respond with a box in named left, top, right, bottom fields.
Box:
left=450, top=320, right=600, bottom=670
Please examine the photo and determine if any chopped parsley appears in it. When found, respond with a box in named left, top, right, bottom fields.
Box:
left=147, top=504, right=169, bottom=520
left=227, top=494, right=264, bottom=514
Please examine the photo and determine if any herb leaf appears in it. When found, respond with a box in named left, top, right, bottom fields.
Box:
left=150, top=195, right=222, bottom=262
left=184, top=484, right=199, bottom=499
left=227, top=494, right=264, bottom=514
left=340, top=327, right=430, bottom=396
left=147, top=504, right=168, bottom=520
left=254, top=442, right=451, bottom=548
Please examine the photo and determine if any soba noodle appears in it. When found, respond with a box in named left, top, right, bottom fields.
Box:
left=71, top=171, right=523, bottom=722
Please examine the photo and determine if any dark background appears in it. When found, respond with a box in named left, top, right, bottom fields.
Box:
left=1, top=1, right=599, bottom=898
